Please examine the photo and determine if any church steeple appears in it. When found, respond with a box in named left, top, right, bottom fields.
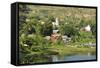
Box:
left=52, top=17, right=59, bottom=30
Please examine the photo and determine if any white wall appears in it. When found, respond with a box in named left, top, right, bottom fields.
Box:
left=0, top=0, right=99, bottom=68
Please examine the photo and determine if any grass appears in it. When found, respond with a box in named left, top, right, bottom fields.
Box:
left=50, top=44, right=96, bottom=56
left=23, top=42, right=96, bottom=56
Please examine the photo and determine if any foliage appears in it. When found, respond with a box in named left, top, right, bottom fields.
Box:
left=40, top=21, right=53, bottom=36
left=91, top=23, right=96, bottom=37
left=60, top=24, right=79, bottom=37
left=19, top=4, right=31, bottom=31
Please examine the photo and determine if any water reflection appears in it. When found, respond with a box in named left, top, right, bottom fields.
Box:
left=51, top=53, right=96, bottom=62
left=19, top=53, right=96, bottom=64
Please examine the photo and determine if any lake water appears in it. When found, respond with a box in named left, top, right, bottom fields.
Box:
left=19, top=53, right=96, bottom=64
left=51, top=54, right=96, bottom=62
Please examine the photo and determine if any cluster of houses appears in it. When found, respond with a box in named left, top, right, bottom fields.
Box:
left=25, top=17, right=92, bottom=46
left=44, top=18, right=71, bottom=43
left=44, top=17, right=91, bottom=44
left=44, top=30, right=71, bottom=43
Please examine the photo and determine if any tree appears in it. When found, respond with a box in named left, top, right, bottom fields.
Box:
left=60, top=24, right=79, bottom=37
left=91, top=23, right=96, bottom=37
left=40, top=20, right=53, bottom=36
left=19, top=4, right=32, bottom=35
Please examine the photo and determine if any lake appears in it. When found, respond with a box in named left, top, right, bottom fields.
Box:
left=51, top=54, right=96, bottom=62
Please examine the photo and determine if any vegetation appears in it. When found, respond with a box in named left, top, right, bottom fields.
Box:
left=19, top=4, right=96, bottom=64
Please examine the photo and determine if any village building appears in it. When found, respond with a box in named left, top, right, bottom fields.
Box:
left=80, top=25, right=91, bottom=32
left=84, top=25, right=91, bottom=32
left=50, top=30, right=61, bottom=42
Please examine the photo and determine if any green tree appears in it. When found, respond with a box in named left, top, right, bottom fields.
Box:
left=19, top=4, right=32, bottom=35
left=60, top=24, right=79, bottom=37
left=41, top=20, right=53, bottom=36
left=91, top=23, right=96, bottom=37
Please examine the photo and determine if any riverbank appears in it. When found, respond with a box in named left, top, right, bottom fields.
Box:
left=50, top=45, right=96, bottom=56
left=19, top=44, right=96, bottom=64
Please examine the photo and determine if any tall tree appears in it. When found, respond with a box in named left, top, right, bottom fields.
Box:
left=19, top=4, right=31, bottom=35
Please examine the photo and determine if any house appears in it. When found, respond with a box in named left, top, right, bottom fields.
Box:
left=50, top=33, right=61, bottom=42
left=80, top=25, right=91, bottom=32
left=62, top=35, right=71, bottom=43
left=50, top=29, right=61, bottom=42
left=84, top=25, right=91, bottom=32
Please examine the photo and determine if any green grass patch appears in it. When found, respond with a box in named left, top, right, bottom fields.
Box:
left=50, top=45, right=96, bottom=56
